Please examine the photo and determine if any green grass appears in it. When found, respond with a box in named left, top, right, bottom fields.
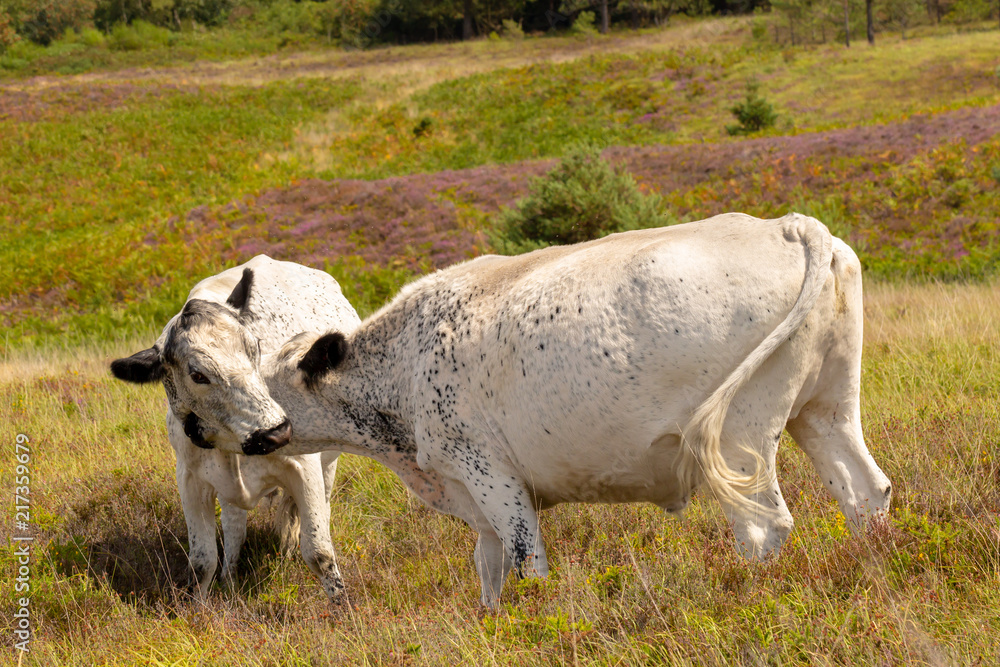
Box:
left=2, top=282, right=999, bottom=664
left=311, top=30, right=1000, bottom=180
left=0, top=77, right=361, bottom=353
left=4, top=25, right=999, bottom=352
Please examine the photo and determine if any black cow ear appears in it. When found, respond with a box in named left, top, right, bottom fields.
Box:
left=226, top=268, right=254, bottom=315
left=110, top=347, right=164, bottom=384
left=298, top=332, right=349, bottom=388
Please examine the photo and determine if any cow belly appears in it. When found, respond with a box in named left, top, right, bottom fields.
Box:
left=508, top=431, right=689, bottom=510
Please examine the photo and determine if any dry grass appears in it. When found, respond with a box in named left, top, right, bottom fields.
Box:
left=3, top=279, right=999, bottom=665
left=4, top=17, right=751, bottom=92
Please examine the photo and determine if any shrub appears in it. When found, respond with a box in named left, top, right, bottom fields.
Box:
left=501, top=18, right=523, bottom=40
left=256, top=0, right=320, bottom=37
left=0, top=9, right=20, bottom=53
left=11, top=0, right=97, bottom=46
left=79, top=26, right=106, bottom=46
left=322, top=0, right=378, bottom=48
left=726, top=78, right=778, bottom=136
left=495, top=143, right=663, bottom=254
left=948, top=0, right=993, bottom=23
left=176, top=0, right=233, bottom=27
left=570, top=10, right=598, bottom=36
left=108, top=19, right=172, bottom=51
left=94, top=0, right=233, bottom=31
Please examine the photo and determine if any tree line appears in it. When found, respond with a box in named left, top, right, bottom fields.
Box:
left=0, top=0, right=996, bottom=51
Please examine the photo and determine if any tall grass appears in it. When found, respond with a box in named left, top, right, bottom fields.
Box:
left=2, top=281, right=999, bottom=665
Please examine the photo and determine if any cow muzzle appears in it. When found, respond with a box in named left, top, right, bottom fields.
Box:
left=242, top=419, right=292, bottom=456
left=183, top=412, right=214, bottom=450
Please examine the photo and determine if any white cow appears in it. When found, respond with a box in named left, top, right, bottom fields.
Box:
left=110, top=255, right=361, bottom=602
left=181, top=214, right=892, bottom=609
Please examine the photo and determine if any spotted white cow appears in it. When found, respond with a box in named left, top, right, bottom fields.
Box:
left=110, top=255, right=361, bottom=602
left=181, top=214, right=892, bottom=609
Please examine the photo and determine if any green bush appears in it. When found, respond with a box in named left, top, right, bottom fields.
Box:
left=501, top=18, right=523, bottom=40
left=495, top=143, right=664, bottom=254
left=948, top=0, right=993, bottom=22
left=0, top=9, right=20, bottom=53
left=94, top=0, right=233, bottom=31
left=257, top=0, right=320, bottom=37
left=11, top=0, right=97, bottom=46
left=108, top=19, right=172, bottom=51
left=570, top=10, right=598, bottom=36
left=79, top=26, right=106, bottom=46
left=726, top=78, right=778, bottom=136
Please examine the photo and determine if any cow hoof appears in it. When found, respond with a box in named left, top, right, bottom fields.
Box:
left=327, top=588, right=358, bottom=612
left=324, top=576, right=348, bottom=604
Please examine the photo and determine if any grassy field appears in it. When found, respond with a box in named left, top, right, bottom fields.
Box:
left=2, top=16, right=1000, bottom=665
left=2, top=282, right=999, bottom=664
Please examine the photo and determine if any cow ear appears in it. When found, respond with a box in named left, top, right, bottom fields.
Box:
left=226, top=268, right=254, bottom=316
left=110, top=347, right=164, bottom=384
left=298, top=332, right=349, bottom=388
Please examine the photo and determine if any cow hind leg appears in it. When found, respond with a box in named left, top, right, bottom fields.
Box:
left=717, top=431, right=795, bottom=560
left=219, top=501, right=248, bottom=588
left=787, top=399, right=892, bottom=531
left=272, top=491, right=300, bottom=557
left=785, top=238, right=891, bottom=530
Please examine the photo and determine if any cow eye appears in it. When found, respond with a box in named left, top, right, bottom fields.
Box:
left=189, top=370, right=210, bottom=385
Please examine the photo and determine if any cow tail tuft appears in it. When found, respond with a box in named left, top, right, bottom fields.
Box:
left=676, top=214, right=834, bottom=519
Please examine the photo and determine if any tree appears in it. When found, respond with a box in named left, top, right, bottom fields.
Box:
left=843, top=0, right=850, bottom=46
left=598, top=0, right=609, bottom=32
left=463, top=0, right=474, bottom=38
left=885, top=0, right=921, bottom=37
left=866, top=0, right=874, bottom=43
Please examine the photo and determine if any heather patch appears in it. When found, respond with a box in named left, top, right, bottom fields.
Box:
left=617, top=103, right=1000, bottom=279
left=0, top=81, right=196, bottom=122
left=189, top=176, right=495, bottom=276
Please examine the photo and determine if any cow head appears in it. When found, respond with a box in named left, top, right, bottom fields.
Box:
left=111, top=268, right=292, bottom=455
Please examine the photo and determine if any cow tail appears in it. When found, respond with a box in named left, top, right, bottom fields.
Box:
left=677, top=214, right=834, bottom=519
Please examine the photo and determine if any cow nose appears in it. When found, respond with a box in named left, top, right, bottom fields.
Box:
left=881, top=483, right=892, bottom=505
left=243, top=420, right=292, bottom=455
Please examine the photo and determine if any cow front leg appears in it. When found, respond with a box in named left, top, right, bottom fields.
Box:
left=474, top=528, right=513, bottom=609
left=176, top=468, right=219, bottom=598
left=452, top=461, right=548, bottom=581
left=718, top=431, right=794, bottom=560
left=219, top=501, right=248, bottom=588
left=282, top=458, right=346, bottom=603
left=431, top=475, right=516, bottom=609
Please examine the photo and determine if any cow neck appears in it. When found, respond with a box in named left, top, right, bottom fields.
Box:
left=342, top=305, right=413, bottom=413
left=305, top=308, right=418, bottom=459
